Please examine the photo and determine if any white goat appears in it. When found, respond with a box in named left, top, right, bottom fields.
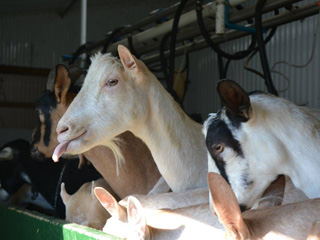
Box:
left=54, top=45, right=207, bottom=192
left=203, top=79, right=320, bottom=209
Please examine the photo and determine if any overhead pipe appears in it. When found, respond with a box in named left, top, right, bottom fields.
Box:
left=215, top=0, right=225, bottom=34
left=141, top=1, right=319, bottom=64
left=85, top=0, right=301, bottom=57
left=86, top=1, right=195, bottom=53
left=108, top=1, right=216, bottom=54
left=80, top=0, right=87, bottom=65
left=132, top=0, right=301, bottom=57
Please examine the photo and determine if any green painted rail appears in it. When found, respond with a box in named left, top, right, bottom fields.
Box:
left=0, top=205, right=124, bottom=240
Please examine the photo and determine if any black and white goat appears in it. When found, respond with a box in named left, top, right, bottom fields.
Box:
left=203, top=79, right=320, bottom=209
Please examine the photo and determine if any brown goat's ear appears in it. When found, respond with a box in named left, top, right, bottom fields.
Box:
left=127, top=196, right=149, bottom=239
left=54, top=65, right=71, bottom=104
left=118, top=45, right=139, bottom=71
left=217, top=80, right=251, bottom=120
left=94, top=187, right=127, bottom=221
left=258, top=175, right=285, bottom=208
left=208, top=172, right=250, bottom=240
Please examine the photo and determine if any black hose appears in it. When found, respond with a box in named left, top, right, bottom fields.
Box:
left=69, top=43, right=91, bottom=65
left=127, top=33, right=139, bottom=58
left=255, top=0, right=278, bottom=96
left=159, top=32, right=171, bottom=83
left=101, top=26, right=127, bottom=54
left=196, top=0, right=256, bottom=60
left=167, top=0, right=189, bottom=95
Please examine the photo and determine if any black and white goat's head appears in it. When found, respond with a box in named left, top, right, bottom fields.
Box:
left=203, top=80, right=288, bottom=210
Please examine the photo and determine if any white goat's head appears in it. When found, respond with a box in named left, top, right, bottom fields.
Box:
left=54, top=45, right=151, bottom=159
left=203, top=80, right=287, bottom=210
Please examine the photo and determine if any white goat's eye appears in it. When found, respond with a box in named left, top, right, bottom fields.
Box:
left=214, top=144, right=224, bottom=153
left=106, top=79, right=119, bottom=86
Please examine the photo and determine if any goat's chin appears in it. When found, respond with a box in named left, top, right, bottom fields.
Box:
left=64, top=138, right=93, bottom=155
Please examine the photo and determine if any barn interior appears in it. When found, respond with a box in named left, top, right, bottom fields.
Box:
left=0, top=0, right=319, bottom=239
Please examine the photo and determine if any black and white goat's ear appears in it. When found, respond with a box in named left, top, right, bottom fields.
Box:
left=118, top=45, right=140, bottom=71
left=208, top=172, right=250, bottom=240
left=94, top=187, right=127, bottom=221
left=258, top=175, right=285, bottom=208
left=0, top=147, right=13, bottom=160
left=127, top=196, right=149, bottom=240
left=217, top=79, right=251, bottom=120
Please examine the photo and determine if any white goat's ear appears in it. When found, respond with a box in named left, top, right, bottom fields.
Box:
left=118, top=45, right=139, bottom=71
left=127, top=196, right=148, bottom=239
left=258, top=175, right=285, bottom=208
left=54, top=64, right=71, bottom=104
left=91, top=181, right=95, bottom=196
left=0, top=147, right=13, bottom=160
left=307, top=220, right=320, bottom=240
left=94, top=187, right=127, bottom=221
left=60, top=182, right=71, bottom=204
left=217, top=80, right=251, bottom=120
left=208, top=172, right=250, bottom=240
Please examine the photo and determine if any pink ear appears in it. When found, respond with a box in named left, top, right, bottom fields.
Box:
left=127, top=196, right=149, bottom=239
left=208, top=172, right=250, bottom=240
left=118, top=45, right=138, bottom=70
left=94, top=187, right=127, bottom=221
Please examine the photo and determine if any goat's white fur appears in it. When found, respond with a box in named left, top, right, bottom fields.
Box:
left=204, top=92, right=320, bottom=208
left=56, top=46, right=207, bottom=192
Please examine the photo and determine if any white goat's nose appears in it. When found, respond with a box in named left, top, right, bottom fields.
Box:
left=57, top=125, right=69, bottom=135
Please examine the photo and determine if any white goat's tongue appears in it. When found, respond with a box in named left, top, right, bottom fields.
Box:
left=52, top=141, right=70, bottom=162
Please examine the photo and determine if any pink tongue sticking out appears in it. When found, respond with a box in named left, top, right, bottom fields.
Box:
left=52, top=141, right=70, bottom=162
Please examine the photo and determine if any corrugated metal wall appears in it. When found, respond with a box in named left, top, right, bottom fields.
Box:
left=183, top=2, right=320, bottom=120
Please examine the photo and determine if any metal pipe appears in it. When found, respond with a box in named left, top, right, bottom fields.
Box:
left=89, top=1, right=217, bottom=54
left=215, top=0, right=225, bottom=34
left=80, top=0, right=87, bottom=45
left=142, top=1, right=319, bottom=64
left=134, top=0, right=300, bottom=57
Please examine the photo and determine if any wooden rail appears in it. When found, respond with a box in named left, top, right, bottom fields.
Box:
left=0, top=65, right=50, bottom=76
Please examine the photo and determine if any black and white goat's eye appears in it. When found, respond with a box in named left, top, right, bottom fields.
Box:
left=106, top=79, right=119, bottom=86
left=214, top=144, right=224, bottom=153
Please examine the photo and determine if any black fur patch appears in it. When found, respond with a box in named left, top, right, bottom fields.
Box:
left=241, top=172, right=253, bottom=189
left=226, top=110, right=247, bottom=129
left=240, top=204, right=248, bottom=212
left=206, top=113, right=244, bottom=185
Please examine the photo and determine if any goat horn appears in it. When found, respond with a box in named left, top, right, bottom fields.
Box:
left=0, top=147, right=13, bottom=160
